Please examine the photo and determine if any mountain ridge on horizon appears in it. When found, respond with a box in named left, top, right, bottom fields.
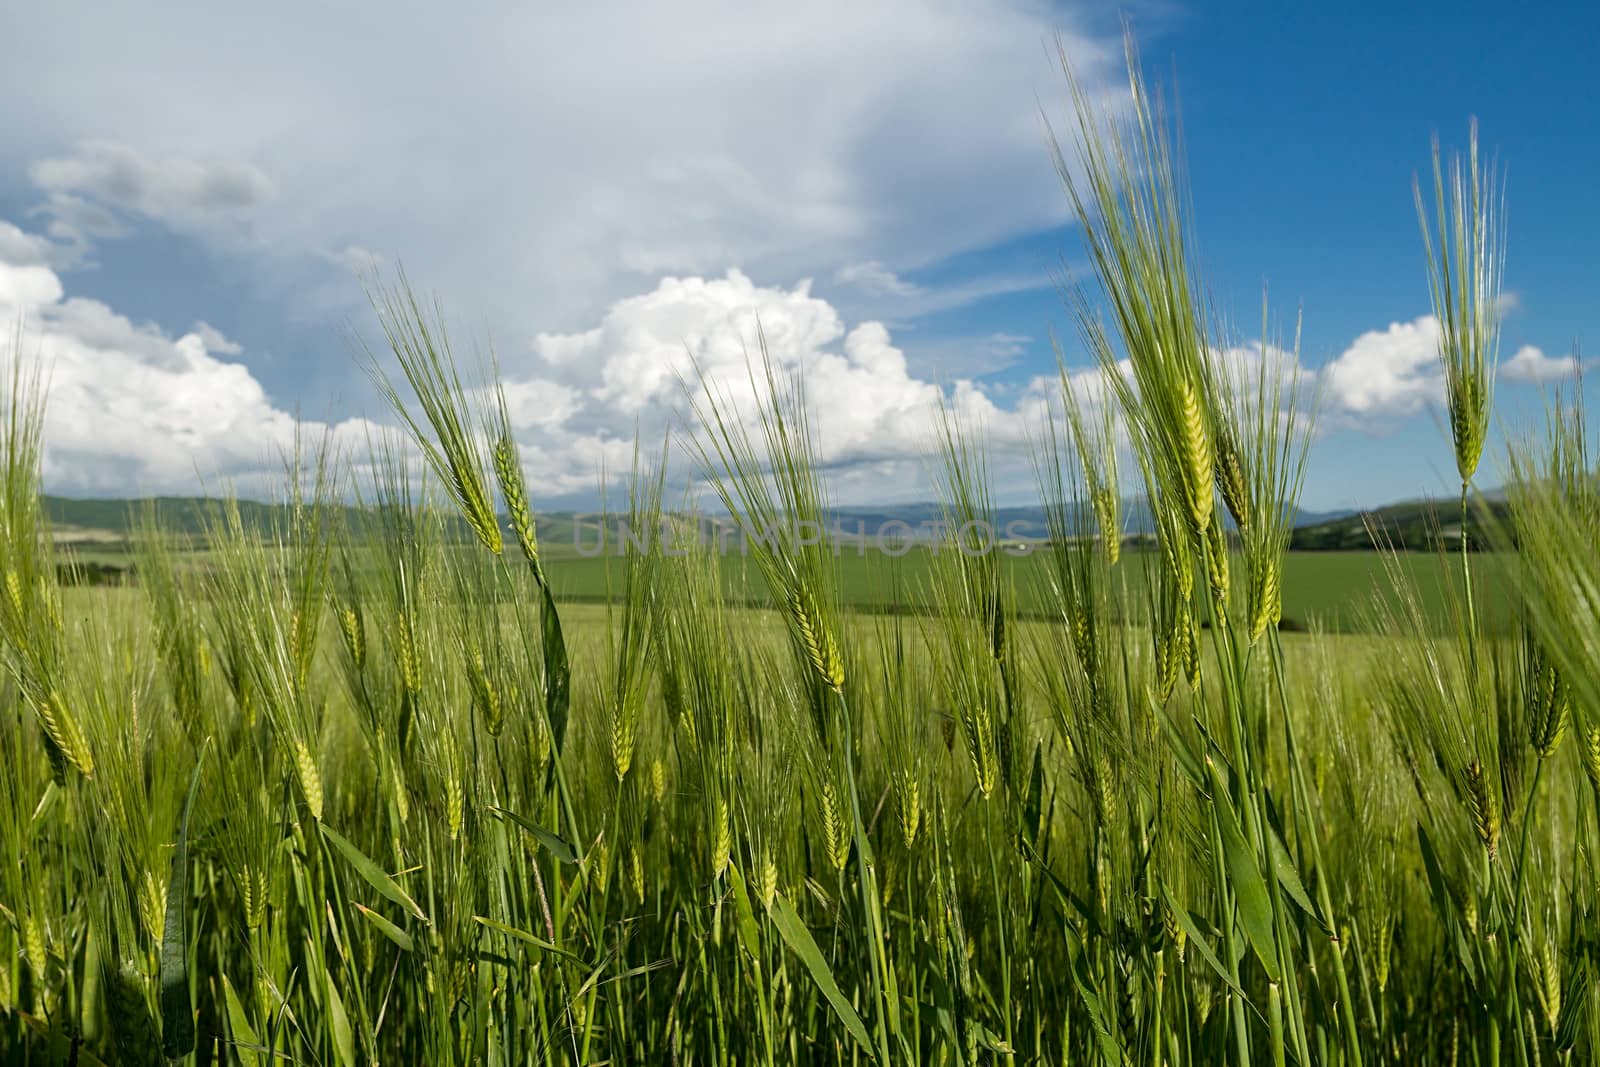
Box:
left=39, top=491, right=1512, bottom=552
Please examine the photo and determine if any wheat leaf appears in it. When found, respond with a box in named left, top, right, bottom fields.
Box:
left=767, top=891, right=876, bottom=1057
left=160, top=745, right=207, bottom=1058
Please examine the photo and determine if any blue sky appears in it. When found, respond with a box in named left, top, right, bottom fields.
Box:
left=0, top=1, right=1592, bottom=511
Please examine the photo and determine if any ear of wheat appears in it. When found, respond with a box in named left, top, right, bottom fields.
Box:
left=1417, top=121, right=1503, bottom=488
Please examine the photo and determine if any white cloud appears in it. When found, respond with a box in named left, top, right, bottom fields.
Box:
left=0, top=229, right=1073, bottom=502
left=0, top=222, right=61, bottom=269
left=0, top=3, right=1119, bottom=337
left=498, top=269, right=1060, bottom=498
left=1500, top=344, right=1579, bottom=384
left=830, top=260, right=1051, bottom=326
left=191, top=321, right=242, bottom=356
left=19, top=187, right=1514, bottom=508
left=1319, top=316, right=1580, bottom=425
left=38, top=195, right=127, bottom=243
left=7, top=201, right=1067, bottom=502
left=920, top=331, right=1035, bottom=379
left=0, top=262, right=65, bottom=310
left=322, top=245, right=386, bottom=276
left=1319, top=315, right=1442, bottom=419
left=1212, top=339, right=1305, bottom=386
left=0, top=232, right=369, bottom=495
left=834, top=261, right=921, bottom=298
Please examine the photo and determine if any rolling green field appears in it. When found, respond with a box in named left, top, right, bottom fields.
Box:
left=538, top=545, right=1510, bottom=634
left=6, top=41, right=1599, bottom=1067
left=59, top=538, right=1512, bottom=635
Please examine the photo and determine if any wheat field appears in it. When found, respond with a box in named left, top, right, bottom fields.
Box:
left=2, top=36, right=1597, bottom=1067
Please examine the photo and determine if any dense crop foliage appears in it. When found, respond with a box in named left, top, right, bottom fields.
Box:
left=2, top=35, right=1596, bottom=1066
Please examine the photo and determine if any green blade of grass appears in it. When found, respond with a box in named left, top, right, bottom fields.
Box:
left=541, top=583, right=571, bottom=753
left=1063, top=931, right=1124, bottom=1065
left=325, top=970, right=358, bottom=1067
left=320, top=823, right=427, bottom=921
left=222, top=974, right=261, bottom=1067
left=1161, top=889, right=1251, bottom=1005
left=492, top=805, right=579, bottom=864
left=354, top=903, right=415, bottom=952
left=1207, top=764, right=1280, bottom=982
left=727, top=863, right=764, bottom=964
left=1266, top=824, right=1321, bottom=929
left=472, top=916, right=587, bottom=965
left=766, top=890, right=876, bottom=1058
left=160, top=745, right=207, bottom=1059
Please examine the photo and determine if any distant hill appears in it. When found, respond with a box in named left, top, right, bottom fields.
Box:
left=1290, top=496, right=1514, bottom=551
left=40, top=492, right=1508, bottom=556
left=829, top=500, right=1353, bottom=542
left=38, top=496, right=657, bottom=560
left=45, top=495, right=316, bottom=538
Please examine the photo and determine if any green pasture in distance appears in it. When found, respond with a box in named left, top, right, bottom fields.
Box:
left=539, top=546, right=1512, bottom=635
left=56, top=535, right=1511, bottom=635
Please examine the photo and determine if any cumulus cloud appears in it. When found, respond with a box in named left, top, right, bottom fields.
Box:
left=0, top=229, right=369, bottom=495
left=18, top=199, right=1571, bottom=508
left=1212, top=339, right=1306, bottom=386
left=0, top=222, right=66, bottom=269
left=532, top=317, right=1315, bottom=506
left=3, top=197, right=1071, bottom=503
left=512, top=270, right=1050, bottom=494
left=1500, top=344, right=1579, bottom=384
left=1318, top=316, right=1580, bottom=426
left=0, top=262, right=65, bottom=310
left=1319, top=315, right=1442, bottom=419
